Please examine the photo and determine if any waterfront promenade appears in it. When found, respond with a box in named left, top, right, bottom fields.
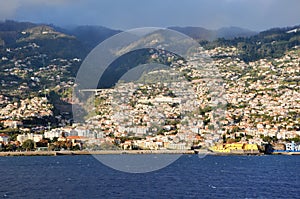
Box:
left=1, top=150, right=299, bottom=156
left=0, top=150, right=198, bottom=156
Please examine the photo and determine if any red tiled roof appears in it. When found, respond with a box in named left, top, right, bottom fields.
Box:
left=67, top=136, right=85, bottom=139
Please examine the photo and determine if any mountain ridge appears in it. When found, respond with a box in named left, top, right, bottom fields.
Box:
left=1, top=20, right=299, bottom=48
left=169, top=26, right=257, bottom=41
left=0, top=20, right=258, bottom=47
left=0, top=20, right=299, bottom=62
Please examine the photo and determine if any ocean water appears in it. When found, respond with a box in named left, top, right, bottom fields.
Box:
left=0, top=155, right=299, bottom=199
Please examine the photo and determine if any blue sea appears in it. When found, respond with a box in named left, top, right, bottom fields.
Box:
left=0, top=155, right=299, bottom=199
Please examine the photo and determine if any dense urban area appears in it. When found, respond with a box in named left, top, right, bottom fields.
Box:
left=0, top=21, right=299, bottom=154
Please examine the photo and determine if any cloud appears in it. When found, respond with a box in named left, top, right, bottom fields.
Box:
left=0, top=0, right=72, bottom=21
left=1, top=0, right=300, bottom=30
left=0, top=1, right=20, bottom=20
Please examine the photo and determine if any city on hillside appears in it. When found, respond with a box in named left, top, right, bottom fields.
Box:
left=0, top=21, right=299, bottom=154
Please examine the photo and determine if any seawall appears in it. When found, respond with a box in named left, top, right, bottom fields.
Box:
left=0, top=150, right=196, bottom=156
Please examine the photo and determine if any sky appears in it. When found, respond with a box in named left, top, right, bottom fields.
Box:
left=0, top=0, right=299, bottom=31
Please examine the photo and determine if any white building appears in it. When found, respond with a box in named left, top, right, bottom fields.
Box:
left=167, top=142, right=189, bottom=150
left=44, top=129, right=62, bottom=140
left=0, top=133, right=9, bottom=144
left=286, top=141, right=300, bottom=151
left=17, top=133, right=43, bottom=144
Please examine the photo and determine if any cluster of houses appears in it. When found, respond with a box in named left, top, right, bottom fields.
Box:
left=205, top=47, right=300, bottom=139
left=272, top=141, right=300, bottom=152
left=0, top=44, right=299, bottom=152
left=0, top=97, right=53, bottom=120
left=83, top=47, right=299, bottom=149
left=1, top=40, right=80, bottom=121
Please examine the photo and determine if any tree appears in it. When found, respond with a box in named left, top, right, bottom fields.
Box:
left=22, top=139, right=35, bottom=151
left=65, top=140, right=73, bottom=150
left=222, top=134, right=226, bottom=143
left=261, top=135, right=277, bottom=143
left=226, top=138, right=236, bottom=144
left=6, top=144, right=17, bottom=151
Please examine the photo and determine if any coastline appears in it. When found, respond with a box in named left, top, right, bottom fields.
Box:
left=0, top=150, right=197, bottom=156
left=0, top=150, right=298, bottom=156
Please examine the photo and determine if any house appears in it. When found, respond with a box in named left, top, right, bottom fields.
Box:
left=0, top=133, right=9, bottom=144
left=44, top=129, right=62, bottom=140
left=167, top=142, right=189, bottom=150
left=67, top=136, right=85, bottom=148
left=3, top=120, right=23, bottom=128
left=121, top=140, right=133, bottom=150
left=285, top=141, right=300, bottom=151
left=17, top=133, right=43, bottom=144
